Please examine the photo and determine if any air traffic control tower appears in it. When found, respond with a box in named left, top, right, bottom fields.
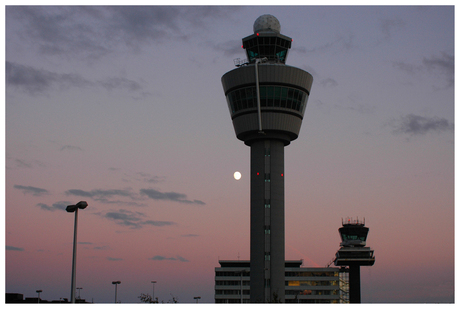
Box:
left=221, top=15, right=313, bottom=303
left=334, top=218, right=375, bottom=303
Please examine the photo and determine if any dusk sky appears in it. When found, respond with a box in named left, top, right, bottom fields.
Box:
left=4, top=5, right=455, bottom=303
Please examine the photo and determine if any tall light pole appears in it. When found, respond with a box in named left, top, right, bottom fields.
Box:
left=66, top=201, right=88, bottom=303
left=112, top=281, right=121, bottom=303
left=76, top=287, right=82, bottom=300
left=151, top=281, right=157, bottom=302
left=194, top=296, right=201, bottom=303
left=36, top=290, right=42, bottom=303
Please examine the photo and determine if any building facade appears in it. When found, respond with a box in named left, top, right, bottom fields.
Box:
left=215, top=260, right=348, bottom=303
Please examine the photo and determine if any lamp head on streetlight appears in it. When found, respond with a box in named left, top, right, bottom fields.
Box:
left=66, top=201, right=88, bottom=212
left=36, top=290, right=42, bottom=293
left=66, top=205, right=77, bottom=212
left=76, top=201, right=88, bottom=209
left=112, top=281, right=121, bottom=285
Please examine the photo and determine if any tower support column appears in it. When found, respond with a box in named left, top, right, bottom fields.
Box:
left=349, top=265, right=361, bottom=303
left=250, top=138, right=285, bottom=302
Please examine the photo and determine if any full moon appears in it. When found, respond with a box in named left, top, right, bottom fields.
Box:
left=234, top=171, right=242, bottom=180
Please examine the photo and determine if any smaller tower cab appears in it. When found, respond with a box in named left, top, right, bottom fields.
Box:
left=339, top=218, right=369, bottom=247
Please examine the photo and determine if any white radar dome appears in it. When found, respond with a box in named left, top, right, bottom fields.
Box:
left=253, top=14, right=281, bottom=34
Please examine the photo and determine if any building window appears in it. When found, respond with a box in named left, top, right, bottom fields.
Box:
left=264, top=225, right=271, bottom=234
left=264, top=173, right=270, bottom=182
left=264, top=279, right=271, bottom=288
left=264, top=198, right=271, bottom=208
left=226, top=86, right=308, bottom=115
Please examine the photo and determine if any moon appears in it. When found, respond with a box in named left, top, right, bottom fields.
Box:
left=234, top=171, right=242, bottom=180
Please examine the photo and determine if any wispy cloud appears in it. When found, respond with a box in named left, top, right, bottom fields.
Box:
left=66, top=188, right=135, bottom=199
left=97, top=77, right=142, bottom=92
left=299, top=32, right=355, bottom=55
left=104, top=209, right=144, bottom=228
left=140, top=188, right=205, bottom=205
left=6, top=246, right=25, bottom=251
left=149, top=255, right=189, bottom=262
left=6, top=61, right=91, bottom=94
left=6, top=6, right=237, bottom=97
left=7, top=6, right=238, bottom=59
left=129, top=172, right=166, bottom=184
left=60, top=145, right=83, bottom=151
left=65, top=186, right=204, bottom=207
left=14, top=185, right=49, bottom=196
left=208, top=39, right=243, bottom=58
left=107, top=257, right=123, bottom=261
left=181, top=234, right=199, bottom=237
left=380, top=18, right=405, bottom=39
left=119, top=168, right=166, bottom=184
left=6, top=61, right=144, bottom=95
left=65, top=188, right=147, bottom=206
left=176, top=255, right=190, bottom=262
left=142, top=220, right=176, bottom=227
left=93, top=246, right=109, bottom=250
left=36, top=201, right=69, bottom=211
left=423, top=52, right=454, bottom=88
left=103, top=209, right=175, bottom=229
left=13, top=158, right=45, bottom=169
left=391, top=114, right=454, bottom=136
left=319, top=78, right=338, bottom=88
left=14, top=159, right=32, bottom=168
left=393, top=52, right=454, bottom=88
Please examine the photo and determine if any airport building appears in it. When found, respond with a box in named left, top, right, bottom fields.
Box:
left=215, top=260, right=349, bottom=303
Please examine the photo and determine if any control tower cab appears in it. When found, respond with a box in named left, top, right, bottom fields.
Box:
left=339, top=218, right=370, bottom=247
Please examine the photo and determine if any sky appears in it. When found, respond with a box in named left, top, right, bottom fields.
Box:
left=3, top=4, right=455, bottom=304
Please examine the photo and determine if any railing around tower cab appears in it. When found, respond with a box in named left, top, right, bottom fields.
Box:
left=342, top=217, right=365, bottom=226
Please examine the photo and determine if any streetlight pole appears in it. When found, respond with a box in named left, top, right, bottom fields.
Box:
left=66, top=201, right=88, bottom=304
left=194, top=296, right=201, bottom=303
left=151, top=281, right=157, bottom=302
left=76, top=287, right=82, bottom=300
left=36, top=290, right=42, bottom=303
left=112, top=281, right=121, bottom=303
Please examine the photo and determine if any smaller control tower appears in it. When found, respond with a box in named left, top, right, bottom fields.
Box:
left=334, top=218, right=375, bottom=303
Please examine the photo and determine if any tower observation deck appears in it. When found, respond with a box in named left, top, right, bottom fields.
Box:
left=221, top=14, right=313, bottom=303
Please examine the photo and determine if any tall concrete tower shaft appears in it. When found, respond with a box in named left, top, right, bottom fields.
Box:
left=221, top=15, right=313, bottom=303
